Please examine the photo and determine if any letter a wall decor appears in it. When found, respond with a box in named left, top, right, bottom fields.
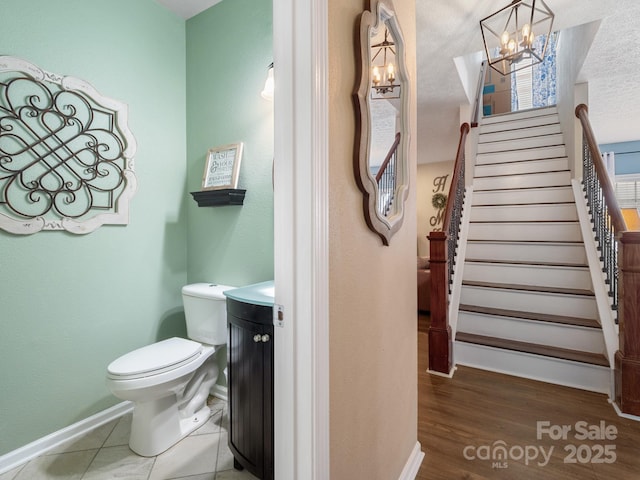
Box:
left=0, top=56, right=137, bottom=234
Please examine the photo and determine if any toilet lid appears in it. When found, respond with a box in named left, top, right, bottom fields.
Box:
left=107, top=337, right=203, bottom=378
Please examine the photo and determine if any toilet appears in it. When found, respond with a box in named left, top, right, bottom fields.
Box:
left=106, top=283, right=233, bottom=457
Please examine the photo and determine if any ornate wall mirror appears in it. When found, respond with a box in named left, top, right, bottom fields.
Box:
left=354, top=0, right=410, bottom=245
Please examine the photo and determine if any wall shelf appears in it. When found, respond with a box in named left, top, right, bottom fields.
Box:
left=190, top=189, right=246, bottom=207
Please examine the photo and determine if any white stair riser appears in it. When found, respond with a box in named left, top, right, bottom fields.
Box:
left=472, top=186, right=574, bottom=206
left=454, top=342, right=610, bottom=393
left=468, top=222, right=582, bottom=242
left=463, top=262, right=592, bottom=290
left=475, top=157, right=569, bottom=177
left=457, top=311, right=605, bottom=353
left=477, top=134, right=564, bottom=154
left=465, top=241, right=588, bottom=265
left=460, top=286, right=598, bottom=318
left=477, top=145, right=567, bottom=165
left=475, top=171, right=570, bottom=190
left=479, top=124, right=562, bottom=144
left=480, top=114, right=560, bottom=134
left=470, top=204, right=578, bottom=222
left=482, top=106, right=558, bottom=125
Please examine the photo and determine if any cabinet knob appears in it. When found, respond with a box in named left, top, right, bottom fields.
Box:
left=253, top=334, right=262, bottom=343
left=261, top=334, right=270, bottom=343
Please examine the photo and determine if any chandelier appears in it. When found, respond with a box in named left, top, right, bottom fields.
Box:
left=480, top=0, right=554, bottom=76
left=371, top=29, right=399, bottom=97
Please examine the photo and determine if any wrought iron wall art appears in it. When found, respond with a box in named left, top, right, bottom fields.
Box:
left=0, top=56, right=137, bottom=234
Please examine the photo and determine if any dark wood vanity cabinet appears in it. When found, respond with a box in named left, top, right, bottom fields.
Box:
left=226, top=298, right=274, bottom=480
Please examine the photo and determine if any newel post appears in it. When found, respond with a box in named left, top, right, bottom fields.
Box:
left=615, top=231, right=640, bottom=416
left=427, top=231, right=452, bottom=374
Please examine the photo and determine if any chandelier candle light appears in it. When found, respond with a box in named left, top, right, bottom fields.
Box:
left=480, top=0, right=554, bottom=75
left=371, top=29, right=399, bottom=97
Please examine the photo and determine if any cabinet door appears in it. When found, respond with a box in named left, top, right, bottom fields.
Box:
left=228, top=315, right=273, bottom=480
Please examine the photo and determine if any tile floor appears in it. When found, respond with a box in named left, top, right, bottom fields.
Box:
left=0, top=398, right=259, bottom=480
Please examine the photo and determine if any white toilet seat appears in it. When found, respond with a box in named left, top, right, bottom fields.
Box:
left=107, top=337, right=203, bottom=380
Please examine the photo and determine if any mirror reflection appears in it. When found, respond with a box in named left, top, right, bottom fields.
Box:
left=354, top=0, right=409, bottom=245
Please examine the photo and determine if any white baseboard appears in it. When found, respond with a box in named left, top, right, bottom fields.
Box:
left=0, top=401, right=132, bottom=475
left=610, top=400, right=640, bottom=422
left=427, top=365, right=457, bottom=379
left=398, top=441, right=425, bottom=480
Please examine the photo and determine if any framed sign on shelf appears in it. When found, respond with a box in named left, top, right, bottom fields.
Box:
left=202, top=142, right=243, bottom=190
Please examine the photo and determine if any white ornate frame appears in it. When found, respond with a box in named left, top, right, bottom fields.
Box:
left=354, top=0, right=410, bottom=245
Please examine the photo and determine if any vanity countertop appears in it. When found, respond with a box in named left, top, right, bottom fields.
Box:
left=224, top=280, right=274, bottom=307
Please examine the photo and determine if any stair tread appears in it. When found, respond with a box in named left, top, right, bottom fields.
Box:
left=467, top=239, right=584, bottom=245
left=469, top=219, right=579, bottom=224
left=475, top=156, right=569, bottom=166
left=465, top=258, right=588, bottom=268
left=479, top=133, right=562, bottom=145
left=479, top=119, right=560, bottom=134
left=475, top=169, right=570, bottom=179
left=471, top=202, right=575, bottom=207
left=455, top=332, right=609, bottom=367
left=462, top=280, right=594, bottom=296
left=459, top=304, right=599, bottom=328
left=478, top=132, right=563, bottom=144
left=475, top=185, right=572, bottom=192
left=481, top=107, right=558, bottom=124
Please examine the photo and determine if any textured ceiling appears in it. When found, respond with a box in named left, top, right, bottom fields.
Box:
left=158, top=0, right=640, bottom=161
left=578, top=0, right=640, bottom=145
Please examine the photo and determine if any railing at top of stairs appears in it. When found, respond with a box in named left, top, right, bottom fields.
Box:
left=427, top=122, right=470, bottom=375
left=375, top=132, right=401, bottom=216
left=575, top=104, right=626, bottom=318
left=575, top=104, right=640, bottom=417
left=471, top=61, right=487, bottom=128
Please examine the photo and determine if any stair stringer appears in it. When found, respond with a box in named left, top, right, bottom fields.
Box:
left=571, top=178, right=619, bottom=395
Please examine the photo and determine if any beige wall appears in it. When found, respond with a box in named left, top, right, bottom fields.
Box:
left=417, top=161, right=455, bottom=257
left=328, top=0, right=418, bottom=478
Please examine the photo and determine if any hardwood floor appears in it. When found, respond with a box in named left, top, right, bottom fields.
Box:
left=416, top=314, right=640, bottom=479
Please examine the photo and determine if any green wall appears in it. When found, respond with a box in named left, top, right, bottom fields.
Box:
left=186, top=0, right=274, bottom=287
left=0, top=0, right=274, bottom=457
left=0, top=0, right=188, bottom=455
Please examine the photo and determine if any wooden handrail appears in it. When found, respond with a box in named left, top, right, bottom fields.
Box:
left=375, top=131, right=401, bottom=183
left=442, top=123, right=470, bottom=233
left=575, top=104, right=626, bottom=232
left=471, top=61, right=487, bottom=128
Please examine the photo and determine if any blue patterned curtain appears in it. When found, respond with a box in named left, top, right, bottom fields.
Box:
left=532, top=32, right=558, bottom=107
left=510, top=31, right=558, bottom=111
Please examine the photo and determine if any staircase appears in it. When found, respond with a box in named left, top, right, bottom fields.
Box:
left=454, top=106, right=611, bottom=393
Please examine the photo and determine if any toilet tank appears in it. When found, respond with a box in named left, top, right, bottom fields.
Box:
left=182, top=283, right=234, bottom=345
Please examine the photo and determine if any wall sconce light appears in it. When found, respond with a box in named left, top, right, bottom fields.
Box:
left=480, top=0, right=554, bottom=76
left=261, top=62, right=274, bottom=100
